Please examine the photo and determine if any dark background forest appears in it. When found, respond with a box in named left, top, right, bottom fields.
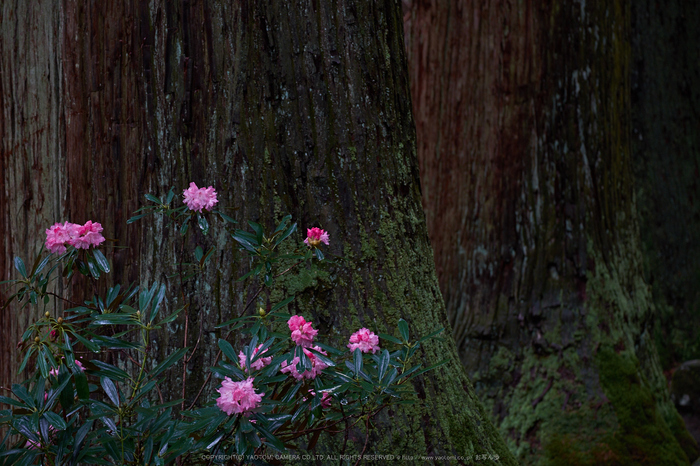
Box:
left=1, top=0, right=699, bottom=464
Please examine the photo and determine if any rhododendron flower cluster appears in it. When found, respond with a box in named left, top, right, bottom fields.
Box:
left=216, top=377, right=263, bottom=415
left=304, top=227, right=329, bottom=247
left=183, top=182, right=218, bottom=212
left=239, top=345, right=272, bottom=371
left=347, top=328, right=380, bottom=354
left=288, top=315, right=318, bottom=347
left=280, top=345, right=329, bottom=380
left=49, top=359, right=84, bottom=377
left=45, top=221, right=105, bottom=254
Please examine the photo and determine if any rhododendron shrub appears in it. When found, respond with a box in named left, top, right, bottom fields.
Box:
left=0, top=184, right=446, bottom=465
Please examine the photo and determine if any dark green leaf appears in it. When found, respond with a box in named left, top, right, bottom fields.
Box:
left=145, top=194, right=162, bottom=204
left=378, top=349, right=390, bottom=381
left=127, top=213, right=149, bottom=224
left=149, top=283, right=167, bottom=322
left=91, top=360, right=130, bottom=382
left=398, top=319, right=410, bottom=342
left=405, top=358, right=449, bottom=381
left=100, top=377, right=120, bottom=407
left=43, top=411, right=67, bottom=430
left=74, top=370, right=90, bottom=400
left=91, top=335, right=140, bottom=349
left=416, top=327, right=445, bottom=344
left=70, top=331, right=100, bottom=353
left=218, top=339, right=238, bottom=363
left=150, top=347, right=189, bottom=378
left=33, top=255, right=51, bottom=276
left=274, top=222, right=297, bottom=246
left=14, top=257, right=27, bottom=278
left=379, top=333, right=402, bottom=344
left=92, top=249, right=110, bottom=273
left=248, top=221, right=263, bottom=243
left=12, top=384, right=35, bottom=408
left=198, top=215, right=209, bottom=234
left=307, top=347, right=336, bottom=367
left=85, top=257, right=100, bottom=279
left=0, top=395, right=25, bottom=408
left=37, top=348, right=49, bottom=379
left=353, top=349, right=363, bottom=376
left=165, top=188, right=176, bottom=204
left=216, top=211, right=237, bottom=224
left=270, top=296, right=295, bottom=313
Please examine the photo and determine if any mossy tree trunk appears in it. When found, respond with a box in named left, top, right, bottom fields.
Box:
left=405, top=0, right=699, bottom=463
left=1, top=0, right=516, bottom=461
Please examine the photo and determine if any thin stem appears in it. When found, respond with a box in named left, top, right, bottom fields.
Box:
left=353, top=415, right=371, bottom=466
left=181, top=311, right=189, bottom=412
left=45, top=292, right=84, bottom=308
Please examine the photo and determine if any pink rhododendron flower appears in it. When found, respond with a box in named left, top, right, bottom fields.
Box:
left=45, top=222, right=80, bottom=254
left=216, top=377, right=263, bottom=415
left=71, top=220, right=105, bottom=249
left=239, top=344, right=272, bottom=371
left=183, top=182, right=218, bottom=212
left=304, top=227, right=329, bottom=247
left=347, top=328, right=380, bottom=354
left=49, top=359, right=84, bottom=377
left=45, top=220, right=105, bottom=253
left=280, top=346, right=328, bottom=380
left=287, top=315, right=318, bottom=347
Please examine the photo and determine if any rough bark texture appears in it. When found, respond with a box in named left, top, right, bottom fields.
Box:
left=405, top=0, right=699, bottom=463
left=631, top=1, right=700, bottom=368
left=1, top=0, right=516, bottom=461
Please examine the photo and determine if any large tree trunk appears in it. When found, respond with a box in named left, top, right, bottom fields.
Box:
left=1, top=0, right=515, bottom=461
left=405, top=0, right=699, bottom=463
left=631, top=2, right=700, bottom=368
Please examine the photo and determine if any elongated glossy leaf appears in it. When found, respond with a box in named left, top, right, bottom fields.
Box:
left=198, top=215, right=209, bottom=234
left=92, top=249, right=110, bottom=273
left=145, top=194, right=161, bottom=204
left=149, top=283, right=167, bottom=322
left=14, top=257, right=27, bottom=278
left=216, top=211, right=237, bottom=224
left=378, top=349, right=390, bottom=381
left=37, top=348, right=49, bottom=379
left=416, top=327, right=445, bottom=344
left=378, top=333, right=402, bottom=345
left=74, top=370, right=90, bottom=400
left=398, top=319, right=410, bottom=342
left=43, top=411, right=67, bottom=430
left=12, top=384, right=35, bottom=408
left=151, top=347, right=189, bottom=378
left=127, top=213, right=149, bottom=224
left=0, top=395, right=25, bottom=408
left=33, top=255, right=51, bottom=276
left=270, top=296, right=295, bottom=313
left=307, top=347, right=336, bottom=367
left=353, top=349, right=363, bottom=375
left=100, top=377, right=120, bottom=407
left=405, top=358, right=450, bottom=381
left=217, top=339, right=238, bottom=363
left=274, top=222, right=297, bottom=246
left=91, top=360, right=130, bottom=382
